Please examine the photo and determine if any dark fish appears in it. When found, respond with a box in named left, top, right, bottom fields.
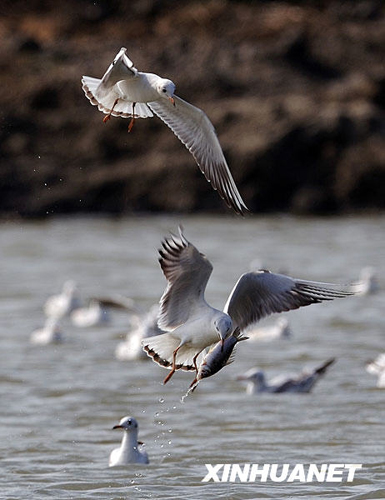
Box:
left=188, top=328, right=248, bottom=393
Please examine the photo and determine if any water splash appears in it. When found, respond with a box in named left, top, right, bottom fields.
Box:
left=180, top=379, right=200, bottom=402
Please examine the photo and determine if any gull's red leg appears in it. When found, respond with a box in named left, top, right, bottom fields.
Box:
left=128, top=102, right=136, bottom=133
left=163, top=345, right=181, bottom=384
left=103, top=98, right=119, bottom=123
left=192, top=352, right=200, bottom=373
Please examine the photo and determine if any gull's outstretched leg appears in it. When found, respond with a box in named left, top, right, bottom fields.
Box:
left=128, top=102, right=136, bottom=133
left=163, top=345, right=181, bottom=384
left=103, top=98, right=119, bottom=123
left=192, top=352, right=200, bottom=373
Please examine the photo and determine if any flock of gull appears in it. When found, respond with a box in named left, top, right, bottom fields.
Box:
left=31, top=47, right=382, bottom=466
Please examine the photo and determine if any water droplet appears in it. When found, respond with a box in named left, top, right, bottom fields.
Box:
left=158, top=397, right=164, bottom=404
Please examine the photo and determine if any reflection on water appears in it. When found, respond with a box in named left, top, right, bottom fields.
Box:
left=1, top=214, right=385, bottom=499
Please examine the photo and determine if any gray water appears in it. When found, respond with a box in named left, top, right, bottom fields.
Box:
left=1, top=214, right=384, bottom=499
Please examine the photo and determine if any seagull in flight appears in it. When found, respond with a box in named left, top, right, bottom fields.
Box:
left=81, top=47, right=248, bottom=215
left=142, top=227, right=358, bottom=384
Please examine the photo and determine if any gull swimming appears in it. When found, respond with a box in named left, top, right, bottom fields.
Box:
left=81, top=47, right=248, bottom=215
left=245, top=317, right=292, bottom=342
left=355, top=266, right=380, bottom=296
left=366, top=353, right=385, bottom=388
left=115, top=305, right=164, bottom=361
left=109, top=416, right=149, bottom=466
left=30, top=317, right=64, bottom=345
left=237, top=358, right=336, bottom=394
left=142, top=227, right=357, bottom=384
left=44, top=280, right=81, bottom=319
left=70, top=299, right=109, bottom=328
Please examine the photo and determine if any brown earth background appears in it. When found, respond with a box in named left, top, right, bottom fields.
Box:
left=1, top=0, right=385, bottom=217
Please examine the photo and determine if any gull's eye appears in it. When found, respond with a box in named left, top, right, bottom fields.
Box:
left=162, top=88, right=167, bottom=93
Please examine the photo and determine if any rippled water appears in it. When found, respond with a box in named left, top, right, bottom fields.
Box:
left=1, top=214, right=384, bottom=499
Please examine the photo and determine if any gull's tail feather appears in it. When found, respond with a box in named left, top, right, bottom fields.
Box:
left=81, top=76, right=153, bottom=119
left=142, top=333, right=199, bottom=372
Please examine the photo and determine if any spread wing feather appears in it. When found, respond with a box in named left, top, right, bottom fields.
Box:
left=148, top=96, right=248, bottom=215
left=224, top=270, right=357, bottom=331
left=158, top=227, right=213, bottom=331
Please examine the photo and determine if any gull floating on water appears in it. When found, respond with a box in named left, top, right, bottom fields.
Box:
left=142, top=227, right=357, bottom=384
left=237, top=358, right=336, bottom=394
left=355, top=267, right=380, bottom=296
left=43, top=280, right=81, bottom=319
left=81, top=47, right=248, bottom=215
left=116, top=305, right=164, bottom=361
left=109, top=416, right=149, bottom=466
left=366, top=353, right=385, bottom=388
left=30, top=317, right=64, bottom=345
left=70, top=299, right=110, bottom=328
left=245, top=317, right=292, bottom=342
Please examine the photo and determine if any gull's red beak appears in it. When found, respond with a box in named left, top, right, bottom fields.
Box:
left=169, top=97, right=175, bottom=106
left=112, top=425, right=123, bottom=430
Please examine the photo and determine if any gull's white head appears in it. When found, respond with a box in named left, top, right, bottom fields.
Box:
left=157, top=78, right=176, bottom=105
left=113, top=416, right=139, bottom=431
left=237, top=368, right=266, bottom=385
left=214, top=316, right=233, bottom=342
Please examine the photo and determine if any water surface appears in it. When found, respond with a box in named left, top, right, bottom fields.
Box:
left=1, top=215, right=384, bottom=499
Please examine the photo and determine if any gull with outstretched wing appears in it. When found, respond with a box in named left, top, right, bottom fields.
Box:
left=143, top=227, right=358, bottom=384
left=82, top=47, right=248, bottom=215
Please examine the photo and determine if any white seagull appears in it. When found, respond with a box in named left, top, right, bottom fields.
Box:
left=355, top=266, right=380, bottom=296
left=245, top=317, right=292, bottom=342
left=30, top=317, right=64, bottom=345
left=142, top=227, right=357, bottom=384
left=237, top=358, right=336, bottom=394
left=115, top=305, right=164, bottom=361
left=43, top=280, right=81, bottom=319
left=109, top=416, right=149, bottom=466
left=366, top=353, right=385, bottom=388
left=81, top=47, right=248, bottom=215
left=70, top=299, right=109, bottom=328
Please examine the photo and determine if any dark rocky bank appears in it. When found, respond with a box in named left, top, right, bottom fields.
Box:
left=1, top=0, right=384, bottom=217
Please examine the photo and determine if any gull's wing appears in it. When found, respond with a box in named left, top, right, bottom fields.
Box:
left=101, top=47, right=137, bottom=85
left=273, top=358, right=336, bottom=393
left=158, top=227, right=213, bottom=331
left=224, top=270, right=357, bottom=332
left=91, top=294, right=143, bottom=314
left=148, top=96, right=248, bottom=215
left=271, top=377, right=301, bottom=393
